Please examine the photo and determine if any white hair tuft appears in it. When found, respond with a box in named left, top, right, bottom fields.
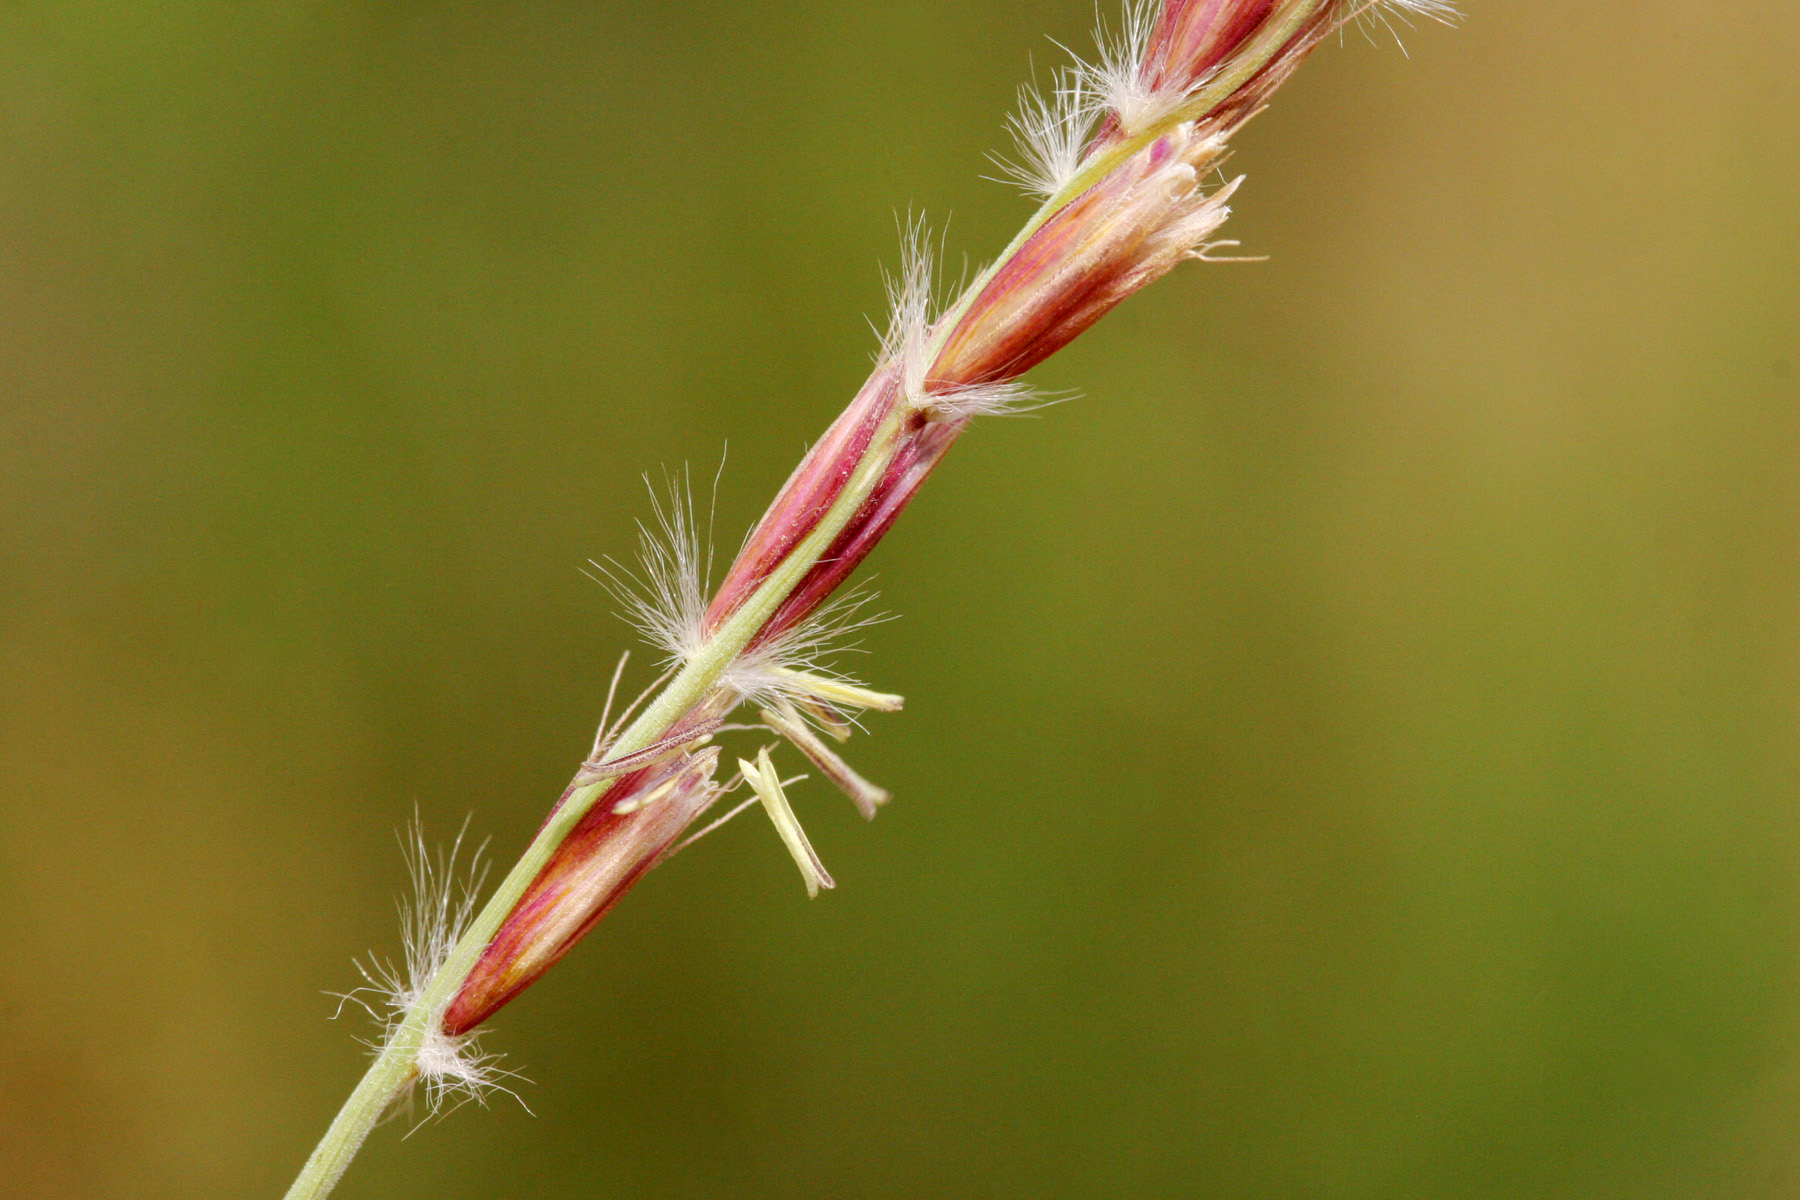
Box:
left=336, top=820, right=523, bottom=1118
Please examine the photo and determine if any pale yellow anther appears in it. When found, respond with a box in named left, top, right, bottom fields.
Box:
left=771, top=667, right=905, bottom=714
left=610, top=746, right=720, bottom=815
left=792, top=694, right=855, bottom=743
left=611, top=775, right=680, bottom=816
left=760, top=702, right=890, bottom=821
left=739, top=747, right=835, bottom=899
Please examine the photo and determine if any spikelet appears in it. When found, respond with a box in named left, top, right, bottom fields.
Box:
left=878, top=219, right=1049, bottom=421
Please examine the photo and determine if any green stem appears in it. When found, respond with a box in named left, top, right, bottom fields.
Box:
left=283, top=410, right=908, bottom=1200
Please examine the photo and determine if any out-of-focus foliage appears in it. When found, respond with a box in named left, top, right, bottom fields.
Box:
left=3, top=3, right=1798, bottom=1197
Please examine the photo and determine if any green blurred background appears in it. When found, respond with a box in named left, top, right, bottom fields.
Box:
left=4, top=2, right=1799, bottom=1196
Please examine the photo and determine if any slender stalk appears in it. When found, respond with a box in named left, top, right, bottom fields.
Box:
left=280, top=1043, right=419, bottom=1200
left=282, top=3, right=1445, bottom=1193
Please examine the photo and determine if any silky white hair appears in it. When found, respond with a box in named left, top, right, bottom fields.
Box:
left=335, top=820, right=519, bottom=1118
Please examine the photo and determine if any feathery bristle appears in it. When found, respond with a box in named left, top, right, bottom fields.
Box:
left=1377, top=0, right=1458, bottom=20
left=592, top=470, right=710, bottom=671
left=880, top=215, right=941, bottom=383
left=341, top=821, right=519, bottom=1116
left=722, top=584, right=890, bottom=709
left=879, top=221, right=1050, bottom=419
left=1344, top=0, right=1460, bottom=50
left=1083, top=0, right=1167, bottom=134
left=917, top=378, right=1053, bottom=421
left=996, top=66, right=1099, bottom=200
